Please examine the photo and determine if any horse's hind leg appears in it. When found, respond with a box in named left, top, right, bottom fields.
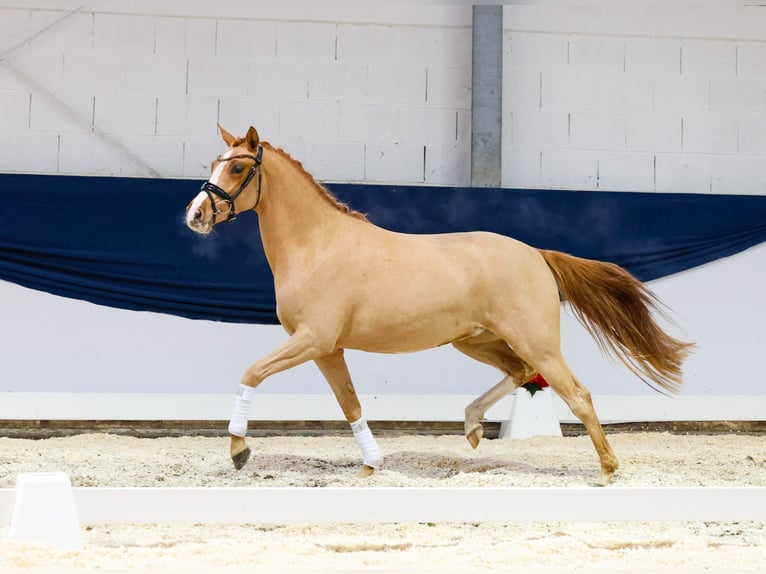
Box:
left=453, top=335, right=536, bottom=449
left=314, top=349, right=383, bottom=477
left=531, top=354, right=619, bottom=486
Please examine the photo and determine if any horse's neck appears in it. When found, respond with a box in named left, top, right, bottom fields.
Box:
left=257, top=154, right=348, bottom=276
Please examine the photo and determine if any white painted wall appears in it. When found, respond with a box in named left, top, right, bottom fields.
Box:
left=503, top=4, right=766, bottom=194
left=1, top=3, right=765, bottom=417
left=2, top=242, right=764, bottom=402
left=0, top=1, right=472, bottom=184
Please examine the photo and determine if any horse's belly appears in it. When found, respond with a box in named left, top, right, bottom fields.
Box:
left=341, top=305, right=482, bottom=354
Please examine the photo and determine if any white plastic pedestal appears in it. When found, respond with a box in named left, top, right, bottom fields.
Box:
left=499, top=386, right=563, bottom=439
left=5, top=472, right=83, bottom=549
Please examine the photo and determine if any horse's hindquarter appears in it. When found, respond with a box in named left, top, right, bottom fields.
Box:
left=332, top=229, right=557, bottom=354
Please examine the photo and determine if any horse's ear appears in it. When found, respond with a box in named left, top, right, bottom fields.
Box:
left=218, top=124, right=236, bottom=147
left=245, top=126, right=260, bottom=151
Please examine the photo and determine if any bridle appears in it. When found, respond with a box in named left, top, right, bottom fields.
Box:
left=199, top=145, right=263, bottom=223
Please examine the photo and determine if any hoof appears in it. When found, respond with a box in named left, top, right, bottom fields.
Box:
left=596, top=469, right=614, bottom=487
left=231, top=447, right=251, bottom=471
left=357, top=464, right=375, bottom=478
left=465, top=423, right=483, bottom=450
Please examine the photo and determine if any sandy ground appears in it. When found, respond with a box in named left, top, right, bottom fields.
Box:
left=0, top=431, right=764, bottom=572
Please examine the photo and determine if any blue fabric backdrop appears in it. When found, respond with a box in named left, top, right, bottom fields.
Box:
left=1, top=173, right=764, bottom=324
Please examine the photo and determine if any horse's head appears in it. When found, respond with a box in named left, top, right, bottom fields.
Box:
left=185, top=125, right=263, bottom=234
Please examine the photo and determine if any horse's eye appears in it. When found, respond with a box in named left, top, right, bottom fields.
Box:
left=232, top=164, right=244, bottom=175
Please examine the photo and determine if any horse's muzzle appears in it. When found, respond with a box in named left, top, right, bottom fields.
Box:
left=186, top=192, right=214, bottom=234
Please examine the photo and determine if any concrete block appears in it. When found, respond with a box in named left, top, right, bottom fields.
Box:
left=737, top=41, right=766, bottom=78
left=424, top=142, right=470, bottom=186
left=336, top=24, right=398, bottom=65
left=0, top=132, right=58, bottom=173
left=426, top=66, right=471, bottom=108
left=184, top=19, right=217, bottom=57
left=217, top=19, right=276, bottom=59
left=0, top=66, right=28, bottom=92
left=710, top=78, right=766, bottom=115
left=93, top=13, right=155, bottom=56
left=712, top=155, right=766, bottom=195
left=0, top=90, right=30, bottom=130
left=368, top=65, right=426, bottom=105
left=398, top=106, right=468, bottom=147
left=541, top=150, right=598, bottom=190
left=682, top=115, right=737, bottom=154
left=218, top=99, right=279, bottom=142
left=541, top=70, right=598, bottom=111
left=308, top=63, right=368, bottom=103
left=30, top=10, right=92, bottom=54
left=682, top=40, right=736, bottom=77
left=339, top=104, right=398, bottom=144
left=569, top=112, right=626, bottom=151
left=655, top=154, right=711, bottom=194
left=502, top=149, right=541, bottom=189
left=248, top=59, right=308, bottom=102
left=58, top=132, right=123, bottom=175
left=739, top=117, right=766, bottom=155
left=30, top=92, right=93, bottom=133
left=9, top=47, right=65, bottom=92
left=626, top=114, right=682, bottom=153
left=125, top=56, right=187, bottom=97
left=597, top=152, right=655, bottom=192
left=119, top=135, right=184, bottom=177
left=183, top=136, right=225, bottom=177
left=62, top=52, right=126, bottom=95
left=94, top=94, right=156, bottom=136
left=569, top=36, right=625, bottom=73
left=398, top=25, right=472, bottom=68
left=597, top=75, right=653, bottom=113
left=365, top=143, right=424, bottom=184
left=625, top=37, right=681, bottom=76
left=301, top=141, right=366, bottom=182
left=504, top=70, right=541, bottom=111
left=156, top=96, right=218, bottom=137
left=505, top=32, right=568, bottom=71
left=154, top=16, right=185, bottom=57
left=276, top=21, right=336, bottom=62
left=654, top=77, right=710, bottom=113
left=0, top=8, right=31, bottom=49
left=187, top=58, right=249, bottom=98
left=279, top=102, right=339, bottom=141
left=510, top=110, right=568, bottom=150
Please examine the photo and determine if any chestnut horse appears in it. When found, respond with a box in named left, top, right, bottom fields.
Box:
left=185, top=125, right=693, bottom=486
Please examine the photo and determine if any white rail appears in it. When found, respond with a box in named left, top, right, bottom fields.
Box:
left=1, top=486, right=765, bottom=524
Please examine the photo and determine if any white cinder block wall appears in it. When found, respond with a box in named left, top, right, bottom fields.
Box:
left=2, top=3, right=766, bottom=193
left=503, top=4, right=766, bottom=194
left=0, top=2, right=472, bottom=184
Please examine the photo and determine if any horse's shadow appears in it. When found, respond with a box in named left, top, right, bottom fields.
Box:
left=219, top=450, right=593, bottom=484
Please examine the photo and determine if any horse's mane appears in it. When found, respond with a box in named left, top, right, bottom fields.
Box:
left=241, top=140, right=367, bottom=221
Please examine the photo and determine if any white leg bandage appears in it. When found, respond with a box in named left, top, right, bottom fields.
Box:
left=228, top=384, right=255, bottom=437
left=350, top=417, right=383, bottom=468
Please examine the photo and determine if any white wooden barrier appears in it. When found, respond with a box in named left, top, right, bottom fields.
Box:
left=2, top=392, right=765, bottom=423
left=1, top=486, right=765, bottom=525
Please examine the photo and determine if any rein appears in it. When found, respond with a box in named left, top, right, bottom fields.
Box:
left=200, top=145, right=263, bottom=223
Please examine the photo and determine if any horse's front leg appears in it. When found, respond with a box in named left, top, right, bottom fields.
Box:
left=229, top=328, right=325, bottom=470
left=314, top=349, right=383, bottom=477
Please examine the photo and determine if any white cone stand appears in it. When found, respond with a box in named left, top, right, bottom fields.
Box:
left=499, top=386, right=563, bottom=440
left=5, top=472, right=83, bottom=549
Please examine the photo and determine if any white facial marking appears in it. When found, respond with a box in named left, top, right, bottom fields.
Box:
left=186, top=149, right=236, bottom=227
left=186, top=191, right=210, bottom=226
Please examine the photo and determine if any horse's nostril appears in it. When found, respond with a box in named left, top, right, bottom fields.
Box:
left=193, top=208, right=202, bottom=220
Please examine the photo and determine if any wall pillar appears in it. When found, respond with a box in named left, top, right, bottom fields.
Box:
left=471, top=5, right=503, bottom=187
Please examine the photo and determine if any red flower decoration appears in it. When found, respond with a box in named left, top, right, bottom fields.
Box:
left=521, top=373, right=549, bottom=396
